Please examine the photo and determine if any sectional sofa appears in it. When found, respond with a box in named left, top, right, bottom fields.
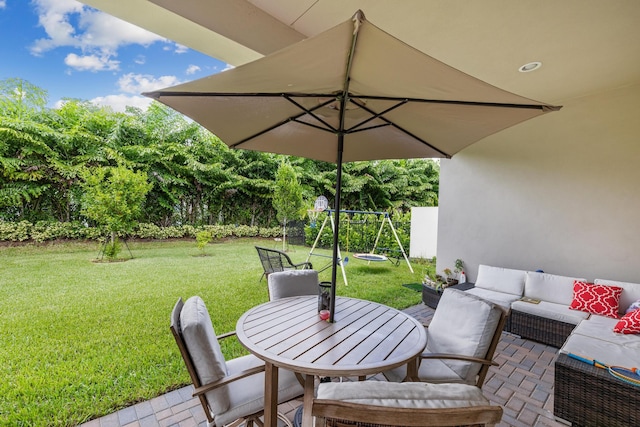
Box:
left=462, top=265, right=640, bottom=426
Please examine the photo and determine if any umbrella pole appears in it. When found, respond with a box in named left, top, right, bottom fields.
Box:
left=329, top=135, right=344, bottom=323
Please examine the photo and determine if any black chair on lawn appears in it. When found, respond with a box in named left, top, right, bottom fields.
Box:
left=255, top=246, right=313, bottom=282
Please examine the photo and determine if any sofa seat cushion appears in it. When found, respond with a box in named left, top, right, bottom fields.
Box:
left=475, top=264, right=526, bottom=296
left=317, top=381, right=492, bottom=409
left=571, top=315, right=640, bottom=347
left=560, top=332, right=640, bottom=369
left=465, top=287, right=519, bottom=311
left=595, top=278, right=640, bottom=315
left=524, top=272, right=585, bottom=306
left=215, top=354, right=304, bottom=426
left=511, top=300, right=589, bottom=325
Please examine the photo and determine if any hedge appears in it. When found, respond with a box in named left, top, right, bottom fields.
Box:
left=0, top=220, right=282, bottom=243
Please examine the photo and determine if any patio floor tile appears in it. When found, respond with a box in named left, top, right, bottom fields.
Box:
left=80, top=303, right=569, bottom=427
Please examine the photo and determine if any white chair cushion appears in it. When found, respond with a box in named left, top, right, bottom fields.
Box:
left=524, top=271, right=585, bottom=306
left=475, top=265, right=526, bottom=296
left=317, top=382, right=491, bottom=409
left=383, top=355, right=463, bottom=384
left=426, top=288, right=503, bottom=383
left=560, top=331, right=640, bottom=369
left=268, top=269, right=319, bottom=300
left=215, top=354, right=304, bottom=426
left=595, top=278, right=640, bottom=314
left=180, top=296, right=230, bottom=414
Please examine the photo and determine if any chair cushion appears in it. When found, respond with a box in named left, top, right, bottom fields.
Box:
left=268, top=269, right=319, bottom=300
left=180, top=296, right=230, bottom=414
left=317, top=381, right=491, bottom=409
left=465, top=287, right=519, bottom=312
left=475, top=265, right=526, bottom=296
left=524, top=271, right=585, bottom=306
left=426, top=288, right=503, bottom=383
left=569, top=281, right=622, bottom=318
left=215, top=354, right=304, bottom=426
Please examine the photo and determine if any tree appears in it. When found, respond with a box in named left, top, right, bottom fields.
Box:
left=81, top=166, right=152, bottom=259
left=273, top=160, right=303, bottom=251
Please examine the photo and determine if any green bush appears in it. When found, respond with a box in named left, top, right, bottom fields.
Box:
left=0, top=220, right=282, bottom=243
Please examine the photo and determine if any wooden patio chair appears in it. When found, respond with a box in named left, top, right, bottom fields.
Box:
left=170, top=296, right=303, bottom=427
left=255, top=246, right=312, bottom=281
left=312, top=381, right=503, bottom=427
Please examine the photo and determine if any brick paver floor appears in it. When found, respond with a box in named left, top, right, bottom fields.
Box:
left=79, top=303, right=567, bottom=427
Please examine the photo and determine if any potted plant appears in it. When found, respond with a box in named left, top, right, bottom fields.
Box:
left=444, top=268, right=458, bottom=286
left=454, top=259, right=466, bottom=283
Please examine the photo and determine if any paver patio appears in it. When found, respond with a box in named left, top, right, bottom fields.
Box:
left=80, top=303, right=568, bottom=427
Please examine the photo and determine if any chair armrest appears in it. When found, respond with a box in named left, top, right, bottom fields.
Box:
left=420, top=353, right=498, bottom=367
left=216, top=331, right=236, bottom=340
left=293, top=261, right=313, bottom=269
left=192, top=365, right=265, bottom=396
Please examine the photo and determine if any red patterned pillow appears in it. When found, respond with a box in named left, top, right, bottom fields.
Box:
left=569, top=281, right=622, bottom=318
left=613, top=309, right=640, bottom=334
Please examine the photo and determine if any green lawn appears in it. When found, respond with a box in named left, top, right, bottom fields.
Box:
left=0, top=238, right=426, bottom=426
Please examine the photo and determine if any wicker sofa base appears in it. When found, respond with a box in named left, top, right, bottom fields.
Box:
left=554, top=353, right=640, bottom=427
left=506, top=309, right=576, bottom=348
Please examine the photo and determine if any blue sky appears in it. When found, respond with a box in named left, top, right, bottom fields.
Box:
left=0, top=0, right=229, bottom=111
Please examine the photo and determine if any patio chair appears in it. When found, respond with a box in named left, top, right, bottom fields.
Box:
left=255, top=246, right=312, bottom=281
left=384, top=288, right=507, bottom=388
left=170, top=296, right=304, bottom=427
left=267, top=269, right=320, bottom=301
left=312, top=381, right=503, bottom=427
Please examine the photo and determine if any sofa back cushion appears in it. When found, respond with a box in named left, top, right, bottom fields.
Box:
left=595, top=278, right=640, bottom=314
left=524, top=272, right=585, bottom=305
left=475, top=265, right=526, bottom=296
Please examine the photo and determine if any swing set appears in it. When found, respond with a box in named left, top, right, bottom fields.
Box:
left=306, top=207, right=413, bottom=287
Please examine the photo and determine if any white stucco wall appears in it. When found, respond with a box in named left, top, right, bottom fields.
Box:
left=437, top=83, right=640, bottom=284
left=409, top=207, right=438, bottom=259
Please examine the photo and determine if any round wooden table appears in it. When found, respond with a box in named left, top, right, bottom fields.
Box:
left=236, top=296, right=427, bottom=427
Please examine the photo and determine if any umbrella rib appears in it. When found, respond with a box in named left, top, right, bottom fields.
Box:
left=349, top=97, right=451, bottom=157
left=345, top=98, right=408, bottom=132
left=148, top=91, right=556, bottom=112
left=284, top=95, right=338, bottom=133
left=229, top=97, right=337, bottom=148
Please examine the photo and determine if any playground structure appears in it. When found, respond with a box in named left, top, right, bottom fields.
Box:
left=306, top=209, right=414, bottom=287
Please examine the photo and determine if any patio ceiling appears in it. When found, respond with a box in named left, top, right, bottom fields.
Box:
left=77, top=0, right=640, bottom=106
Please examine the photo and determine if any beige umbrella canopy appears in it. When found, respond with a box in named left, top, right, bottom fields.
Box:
left=145, top=10, right=560, bottom=321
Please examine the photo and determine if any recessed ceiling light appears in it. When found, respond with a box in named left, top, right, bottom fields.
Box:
left=519, top=61, right=542, bottom=73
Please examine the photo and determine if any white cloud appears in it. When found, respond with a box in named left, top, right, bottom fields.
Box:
left=89, top=94, right=153, bottom=112
left=174, top=44, right=188, bottom=54
left=64, top=53, right=119, bottom=72
left=30, top=0, right=167, bottom=70
left=117, top=73, right=183, bottom=94
left=186, top=65, right=201, bottom=75
left=0, top=1, right=7, bottom=9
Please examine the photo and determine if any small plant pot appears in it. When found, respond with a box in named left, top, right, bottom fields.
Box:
left=446, top=278, right=459, bottom=286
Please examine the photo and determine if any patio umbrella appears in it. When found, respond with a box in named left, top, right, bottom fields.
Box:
left=144, top=10, right=560, bottom=322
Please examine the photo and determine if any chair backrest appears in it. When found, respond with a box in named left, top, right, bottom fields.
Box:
left=268, top=269, right=319, bottom=300
left=170, top=296, right=230, bottom=422
left=428, top=288, right=507, bottom=387
left=312, top=381, right=502, bottom=427
left=256, top=246, right=292, bottom=274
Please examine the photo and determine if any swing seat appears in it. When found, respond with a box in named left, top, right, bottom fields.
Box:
left=353, top=253, right=388, bottom=262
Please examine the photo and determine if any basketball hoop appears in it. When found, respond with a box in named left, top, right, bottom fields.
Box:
left=307, top=209, right=323, bottom=228
left=309, top=196, right=329, bottom=228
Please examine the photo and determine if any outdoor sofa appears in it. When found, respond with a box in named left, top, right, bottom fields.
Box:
left=462, top=265, right=640, bottom=426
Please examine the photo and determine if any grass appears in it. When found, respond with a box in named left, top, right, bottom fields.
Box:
left=0, top=238, right=427, bottom=426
